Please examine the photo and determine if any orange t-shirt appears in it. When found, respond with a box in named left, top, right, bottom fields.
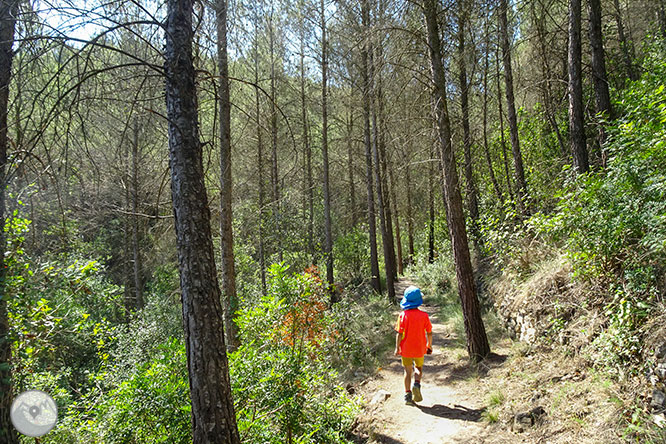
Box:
left=394, top=309, right=432, bottom=358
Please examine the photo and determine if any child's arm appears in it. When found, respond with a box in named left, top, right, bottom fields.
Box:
left=426, top=331, right=433, bottom=353
left=394, top=332, right=401, bottom=356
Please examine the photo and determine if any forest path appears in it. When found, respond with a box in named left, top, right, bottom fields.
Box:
left=352, top=278, right=508, bottom=444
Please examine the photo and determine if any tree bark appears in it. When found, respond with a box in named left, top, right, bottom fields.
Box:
left=482, top=22, right=503, bottom=203
left=254, top=10, right=267, bottom=295
left=299, top=0, right=314, bottom=262
left=404, top=158, right=415, bottom=264
left=388, top=164, right=403, bottom=275
left=457, top=0, right=480, bottom=239
left=269, top=3, right=282, bottom=261
left=428, top=144, right=435, bottom=264
left=498, top=0, right=528, bottom=214
left=423, top=0, right=490, bottom=362
left=362, top=0, right=381, bottom=294
left=131, top=118, right=144, bottom=310
left=495, top=44, right=515, bottom=204
left=216, top=0, right=239, bottom=351
left=370, top=40, right=396, bottom=303
left=613, top=0, right=637, bottom=81
left=320, top=0, right=334, bottom=295
left=0, top=1, right=19, bottom=441
left=347, top=109, right=357, bottom=227
left=587, top=0, right=613, bottom=159
left=164, top=1, right=241, bottom=441
left=568, top=0, right=589, bottom=174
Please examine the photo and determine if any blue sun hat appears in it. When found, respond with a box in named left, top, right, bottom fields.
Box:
left=400, top=286, right=423, bottom=310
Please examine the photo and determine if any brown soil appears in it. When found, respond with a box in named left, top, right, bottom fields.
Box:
left=350, top=279, right=631, bottom=444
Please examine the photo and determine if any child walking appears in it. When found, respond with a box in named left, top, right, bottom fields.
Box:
left=394, top=286, right=433, bottom=405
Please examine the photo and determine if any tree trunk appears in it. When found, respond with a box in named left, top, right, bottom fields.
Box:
left=495, top=44, right=515, bottom=204
left=388, top=164, right=403, bottom=275
left=370, top=42, right=396, bottom=303
left=568, top=0, right=589, bottom=174
left=254, top=11, right=267, bottom=295
left=405, top=159, right=415, bottom=264
left=131, top=119, right=144, bottom=310
left=299, top=0, right=314, bottom=262
left=347, top=109, right=357, bottom=227
left=423, top=0, right=490, bottom=362
left=217, top=0, right=239, bottom=351
left=587, top=0, right=613, bottom=162
left=164, top=1, right=240, bottom=442
left=0, top=1, right=19, bottom=441
left=613, top=0, right=637, bottom=81
left=533, top=1, right=568, bottom=158
left=482, top=22, right=503, bottom=203
left=498, top=0, right=528, bottom=214
left=269, top=4, right=282, bottom=262
left=457, top=0, right=480, bottom=239
left=320, top=0, right=334, bottom=295
left=362, top=0, right=381, bottom=294
left=428, top=144, right=435, bottom=264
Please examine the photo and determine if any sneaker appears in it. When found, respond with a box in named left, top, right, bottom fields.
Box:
left=404, top=392, right=414, bottom=405
left=412, top=383, right=423, bottom=402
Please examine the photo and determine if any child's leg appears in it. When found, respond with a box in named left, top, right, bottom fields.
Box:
left=403, top=363, right=413, bottom=392
left=414, top=365, right=422, bottom=384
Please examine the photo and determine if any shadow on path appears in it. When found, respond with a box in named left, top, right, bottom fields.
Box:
left=416, top=403, right=484, bottom=422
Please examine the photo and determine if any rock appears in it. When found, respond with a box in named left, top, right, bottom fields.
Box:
left=370, top=390, right=391, bottom=405
left=654, top=413, right=666, bottom=428
left=656, top=344, right=666, bottom=360
left=512, top=406, right=546, bottom=433
left=657, top=366, right=666, bottom=380
left=651, top=389, right=666, bottom=412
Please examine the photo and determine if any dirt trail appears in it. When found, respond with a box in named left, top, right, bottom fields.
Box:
left=353, top=279, right=489, bottom=443
left=352, top=279, right=627, bottom=444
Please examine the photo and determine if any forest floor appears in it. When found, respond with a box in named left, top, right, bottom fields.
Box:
left=349, top=279, right=630, bottom=444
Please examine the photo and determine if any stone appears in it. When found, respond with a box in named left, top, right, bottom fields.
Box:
left=512, top=406, right=546, bottom=433
left=370, top=390, right=391, bottom=405
left=654, top=413, right=666, bottom=428
left=651, top=389, right=666, bottom=412
left=655, top=344, right=666, bottom=360
left=656, top=366, right=666, bottom=380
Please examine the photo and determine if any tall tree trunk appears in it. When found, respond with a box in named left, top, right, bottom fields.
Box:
left=533, top=1, right=567, bottom=158
left=0, top=1, right=19, bottom=441
left=269, top=2, right=282, bottom=261
left=217, top=0, right=239, bottom=351
left=428, top=144, right=435, bottom=264
left=347, top=109, right=357, bottom=227
left=361, top=0, right=381, bottom=293
left=131, top=118, right=144, bottom=310
left=495, top=44, right=515, bottom=204
left=457, top=0, right=480, bottom=240
left=254, top=10, right=267, bottom=295
left=482, top=23, right=503, bottom=203
left=370, top=40, right=396, bottom=303
left=498, top=0, right=528, bottom=214
left=405, top=158, right=415, bottom=264
left=124, top=139, right=133, bottom=318
left=568, top=0, right=589, bottom=174
left=388, top=164, right=403, bottom=275
left=320, top=0, right=334, bottom=295
left=587, top=0, right=613, bottom=163
left=164, top=1, right=240, bottom=441
left=613, top=0, right=637, bottom=81
left=423, top=0, right=490, bottom=362
left=299, top=0, right=314, bottom=261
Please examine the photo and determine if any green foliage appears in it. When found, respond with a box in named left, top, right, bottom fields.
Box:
left=334, top=226, right=370, bottom=284
left=230, top=263, right=360, bottom=444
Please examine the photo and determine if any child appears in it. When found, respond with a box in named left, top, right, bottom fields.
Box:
left=394, top=286, right=433, bottom=405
